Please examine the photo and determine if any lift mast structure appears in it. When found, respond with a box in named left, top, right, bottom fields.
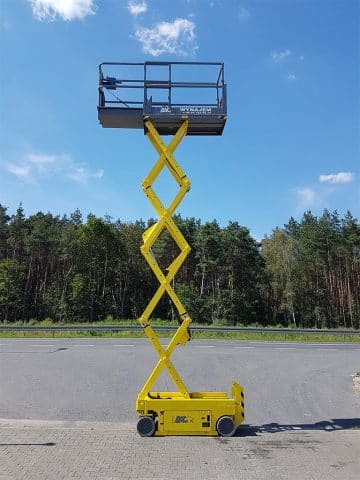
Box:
left=98, top=61, right=244, bottom=436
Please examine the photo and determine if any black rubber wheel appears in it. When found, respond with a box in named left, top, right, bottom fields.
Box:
left=216, top=416, right=236, bottom=437
left=137, top=416, right=156, bottom=437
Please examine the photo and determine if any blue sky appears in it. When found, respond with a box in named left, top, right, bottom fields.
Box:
left=0, top=0, right=359, bottom=239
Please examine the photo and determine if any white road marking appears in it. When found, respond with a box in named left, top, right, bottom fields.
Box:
left=73, top=344, right=95, bottom=347
left=302, top=343, right=350, bottom=346
left=235, top=346, right=255, bottom=349
left=317, top=348, right=339, bottom=351
left=244, top=341, right=356, bottom=346
left=197, top=345, right=215, bottom=348
left=30, top=344, right=54, bottom=347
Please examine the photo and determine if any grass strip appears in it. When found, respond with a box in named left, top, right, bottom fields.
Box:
left=0, top=327, right=359, bottom=343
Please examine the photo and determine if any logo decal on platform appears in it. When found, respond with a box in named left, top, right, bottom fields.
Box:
left=173, top=415, right=194, bottom=423
left=180, top=107, right=212, bottom=115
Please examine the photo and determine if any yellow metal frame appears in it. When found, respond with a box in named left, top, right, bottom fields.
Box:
left=136, top=119, right=244, bottom=436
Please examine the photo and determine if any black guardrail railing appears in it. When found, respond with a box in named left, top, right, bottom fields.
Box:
left=0, top=324, right=359, bottom=339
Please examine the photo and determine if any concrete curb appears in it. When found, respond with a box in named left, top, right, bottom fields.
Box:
left=353, top=374, right=360, bottom=394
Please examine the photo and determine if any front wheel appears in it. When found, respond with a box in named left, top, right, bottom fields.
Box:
left=137, top=416, right=156, bottom=437
left=216, top=416, right=236, bottom=437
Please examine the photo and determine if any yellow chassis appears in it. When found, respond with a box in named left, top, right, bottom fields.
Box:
left=136, top=119, right=244, bottom=436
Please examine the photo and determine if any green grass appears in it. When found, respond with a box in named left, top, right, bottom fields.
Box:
left=192, top=330, right=360, bottom=343
left=0, top=319, right=359, bottom=343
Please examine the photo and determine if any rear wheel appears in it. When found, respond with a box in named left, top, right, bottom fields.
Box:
left=137, top=416, right=156, bottom=437
left=216, top=416, right=236, bottom=437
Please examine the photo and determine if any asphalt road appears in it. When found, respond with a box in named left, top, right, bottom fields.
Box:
left=0, top=338, right=359, bottom=428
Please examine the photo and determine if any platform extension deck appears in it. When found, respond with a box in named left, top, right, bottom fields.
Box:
left=98, top=62, right=227, bottom=136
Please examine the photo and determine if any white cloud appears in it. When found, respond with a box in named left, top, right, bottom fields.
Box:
left=67, top=165, right=104, bottom=183
left=296, top=187, right=315, bottom=205
left=27, top=152, right=57, bottom=168
left=134, top=18, right=197, bottom=56
left=28, top=0, right=95, bottom=21
left=293, top=172, right=355, bottom=213
left=287, top=73, right=296, bottom=81
left=6, top=164, right=31, bottom=180
left=5, top=152, right=103, bottom=184
left=295, top=187, right=317, bottom=210
left=127, top=1, right=147, bottom=16
left=319, top=172, right=354, bottom=184
left=239, top=6, right=251, bottom=20
left=270, top=49, right=292, bottom=63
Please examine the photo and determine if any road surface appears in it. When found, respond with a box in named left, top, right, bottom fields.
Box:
left=0, top=338, right=359, bottom=479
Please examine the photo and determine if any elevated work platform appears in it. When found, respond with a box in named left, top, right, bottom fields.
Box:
left=97, top=61, right=244, bottom=437
left=98, top=62, right=227, bottom=136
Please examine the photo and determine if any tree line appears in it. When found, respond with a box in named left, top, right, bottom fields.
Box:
left=0, top=204, right=359, bottom=329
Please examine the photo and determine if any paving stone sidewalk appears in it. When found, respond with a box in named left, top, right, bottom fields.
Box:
left=0, top=419, right=359, bottom=480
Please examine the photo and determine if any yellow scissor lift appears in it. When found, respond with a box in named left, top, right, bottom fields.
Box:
left=98, top=61, right=244, bottom=436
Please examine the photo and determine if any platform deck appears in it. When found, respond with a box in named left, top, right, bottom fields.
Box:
left=98, top=107, right=226, bottom=135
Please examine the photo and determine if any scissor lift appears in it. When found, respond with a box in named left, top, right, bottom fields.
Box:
left=98, top=61, right=244, bottom=436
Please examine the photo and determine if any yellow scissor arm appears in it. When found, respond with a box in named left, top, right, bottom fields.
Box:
left=137, top=119, right=192, bottom=401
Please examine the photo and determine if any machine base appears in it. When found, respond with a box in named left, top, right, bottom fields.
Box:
left=136, top=381, right=244, bottom=436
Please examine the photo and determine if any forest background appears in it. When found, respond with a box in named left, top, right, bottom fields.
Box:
left=0, top=204, right=359, bottom=330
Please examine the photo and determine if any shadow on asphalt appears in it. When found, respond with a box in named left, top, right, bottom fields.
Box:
left=0, top=442, right=56, bottom=446
left=236, top=418, right=360, bottom=436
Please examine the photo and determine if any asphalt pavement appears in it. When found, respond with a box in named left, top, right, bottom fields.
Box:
left=1, top=338, right=359, bottom=426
